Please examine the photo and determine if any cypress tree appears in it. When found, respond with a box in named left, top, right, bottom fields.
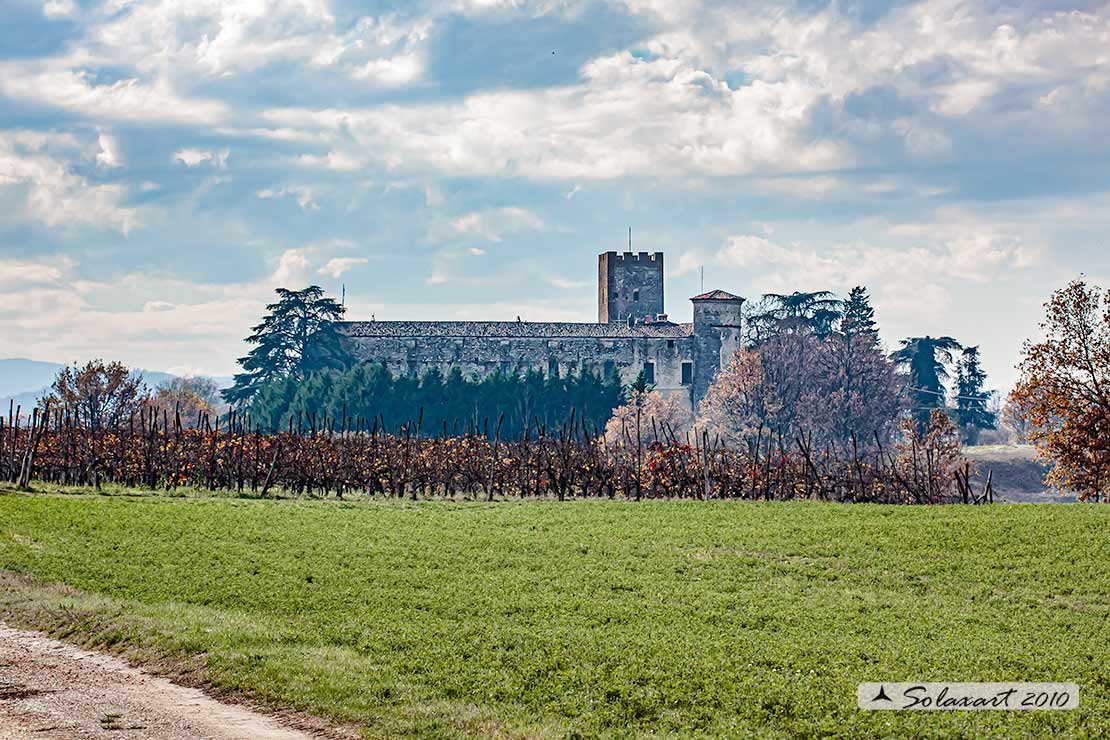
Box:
left=955, top=346, right=996, bottom=444
left=841, top=286, right=878, bottom=340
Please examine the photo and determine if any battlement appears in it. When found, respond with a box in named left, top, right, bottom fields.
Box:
left=602, top=251, right=663, bottom=264
left=598, top=251, right=664, bottom=324
left=344, top=248, right=744, bottom=408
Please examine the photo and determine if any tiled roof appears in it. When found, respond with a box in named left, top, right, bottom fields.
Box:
left=690, top=289, right=744, bottom=301
left=339, top=321, right=695, bottom=339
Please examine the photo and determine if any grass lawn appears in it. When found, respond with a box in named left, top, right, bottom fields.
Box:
left=0, top=485, right=1106, bottom=738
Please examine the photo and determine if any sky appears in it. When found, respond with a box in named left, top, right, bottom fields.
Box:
left=1, top=0, right=1109, bottom=391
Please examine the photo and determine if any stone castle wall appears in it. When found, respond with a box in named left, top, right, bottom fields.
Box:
left=340, top=252, right=744, bottom=411
left=341, top=322, right=698, bottom=406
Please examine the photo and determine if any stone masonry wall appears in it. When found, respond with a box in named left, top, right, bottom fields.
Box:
left=344, top=332, right=696, bottom=407
left=598, top=252, right=664, bottom=323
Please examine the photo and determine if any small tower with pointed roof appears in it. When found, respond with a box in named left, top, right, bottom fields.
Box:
left=690, top=289, right=745, bottom=403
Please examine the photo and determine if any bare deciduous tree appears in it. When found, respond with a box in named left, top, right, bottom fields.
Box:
left=42, top=360, right=147, bottom=431
left=605, top=390, right=694, bottom=447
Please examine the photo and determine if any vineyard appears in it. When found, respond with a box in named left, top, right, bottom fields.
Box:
left=2, top=403, right=989, bottom=504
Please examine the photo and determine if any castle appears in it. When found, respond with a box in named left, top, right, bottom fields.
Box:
left=339, top=252, right=744, bottom=408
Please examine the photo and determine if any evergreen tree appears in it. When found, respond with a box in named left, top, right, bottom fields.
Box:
left=841, top=286, right=878, bottom=340
left=955, top=346, right=996, bottom=444
left=891, top=336, right=963, bottom=430
left=223, top=286, right=352, bottom=406
left=246, top=363, right=625, bottom=440
left=751, top=291, right=844, bottom=339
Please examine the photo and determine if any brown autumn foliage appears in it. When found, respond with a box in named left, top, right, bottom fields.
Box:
left=999, top=394, right=1032, bottom=443
left=891, top=410, right=965, bottom=504
left=697, top=347, right=769, bottom=445
left=1, top=412, right=964, bottom=503
left=1011, top=279, right=1110, bottom=502
left=604, top=390, right=694, bottom=448
left=41, top=359, right=147, bottom=432
left=698, top=327, right=902, bottom=449
left=147, top=376, right=221, bottom=429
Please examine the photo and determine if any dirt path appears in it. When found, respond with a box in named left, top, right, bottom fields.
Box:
left=0, top=623, right=314, bottom=739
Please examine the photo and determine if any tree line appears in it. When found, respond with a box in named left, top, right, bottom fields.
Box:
left=13, top=278, right=1110, bottom=502
left=686, top=287, right=997, bottom=452
left=219, top=285, right=1000, bottom=448
left=248, top=363, right=624, bottom=440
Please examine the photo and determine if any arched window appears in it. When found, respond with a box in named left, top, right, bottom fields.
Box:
left=633, top=289, right=640, bottom=302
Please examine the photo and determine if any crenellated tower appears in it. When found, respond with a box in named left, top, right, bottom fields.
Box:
left=598, top=251, right=664, bottom=324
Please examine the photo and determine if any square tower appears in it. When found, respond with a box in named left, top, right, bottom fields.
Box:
left=598, top=251, right=664, bottom=323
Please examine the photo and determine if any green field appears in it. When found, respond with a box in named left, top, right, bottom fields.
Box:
left=0, top=487, right=1106, bottom=738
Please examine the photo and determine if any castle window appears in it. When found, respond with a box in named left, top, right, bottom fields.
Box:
left=548, top=357, right=559, bottom=377
left=603, top=360, right=616, bottom=378
left=633, top=289, right=640, bottom=302
left=500, top=360, right=511, bottom=374
left=681, top=362, right=693, bottom=385
left=643, top=362, right=655, bottom=385
left=667, top=339, right=675, bottom=349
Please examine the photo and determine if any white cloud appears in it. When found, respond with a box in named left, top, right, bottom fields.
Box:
left=268, top=50, right=848, bottom=180
left=351, top=52, right=424, bottom=86
left=0, top=257, right=72, bottom=290
left=755, top=176, right=845, bottom=197
left=717, top=235, right=784, bottom=268
left=318, top=257, right=368, bottom=278
left=545, top=275, right=589, bottom=290
left=77, top=0, right=436, bottom=89
left=95, top=133, right=121, bottom=168
left=173, top=148, right=229, bottom=168
left=42, top=0, right=77, bottom=19
left=271, top=1, right=1109, bottom=180
left=711, top=209, right=1043, bottom=325
left=0, top=244, right=379, bottom=376
left=718, top=226, right=1038, bottom=289
left=449, top=207, right=546, bottom=241
left=862, top=180, right=899, bottom=194
left=0, top=131, right=137, bottom=232
left=0, top=281, right=258, bottom=377
left=0, top=58, right=229, bottom=124
left=294, top=151, right=362, bottom=172
left=271, top=248, right=311, bottom=286
left=257, top=184, right=318, bottom=210
left=425, top=246, right=488, bottom=285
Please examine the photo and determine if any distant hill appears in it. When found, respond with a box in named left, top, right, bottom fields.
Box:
left=0, top=358, right=65, bottom=398
left=963, top=444, right=1077, bottom=503
left=0, top=358, right=232, bottom=414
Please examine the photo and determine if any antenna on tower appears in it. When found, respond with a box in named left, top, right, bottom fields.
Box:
left=700, top=266, right=704, bottom=292
left=341, top=283, right=346, bottom=309
left=628, top=226, right=632, bottom=251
